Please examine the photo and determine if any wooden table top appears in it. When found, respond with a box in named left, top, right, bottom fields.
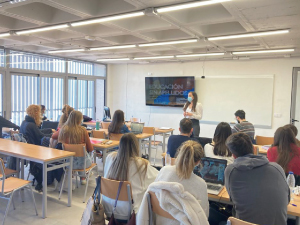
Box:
left=254, top=145, right=269, bottom=155
left=135, top=133, right=153, bottom=139
left=90, top=138, right=119, bottom=148
left=0, top=139, right=75, bottom=162
left=209, top=187, right=300, bottom=217
left=155, top=128, right=175, bottom=134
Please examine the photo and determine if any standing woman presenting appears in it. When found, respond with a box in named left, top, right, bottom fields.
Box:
left=183, top=91, right=203, bottom=137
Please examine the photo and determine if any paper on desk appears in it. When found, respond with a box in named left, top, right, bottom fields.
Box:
left=160, top=127, right=171, bottom=130
left=262, top=145, right=271, bottom=150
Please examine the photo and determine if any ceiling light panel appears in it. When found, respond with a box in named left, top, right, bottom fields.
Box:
left=16, top=24, right=69, bottom=35
left=97, top=58, right=130, bottom=61
left=0, top=33, right=10, bottom=38
left=208, top=29, right=289, bottom=41
left=134, top=56, right=174, bottom=60
left=90, top=45, right=136, bottom=51
left=49, top=49, right=85, bottom=53
left=232, top=49, right=295, bottom=54
left=139, top=39, right=197, bottom=47
left=156, top=0, right=231, bottom=13
left=176, top=53, right=225, bottom=57
left=71, top=12, right=145, bottom=27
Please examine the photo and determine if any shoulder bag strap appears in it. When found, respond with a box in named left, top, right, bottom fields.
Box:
left=112, top=181, right=123, bottom=213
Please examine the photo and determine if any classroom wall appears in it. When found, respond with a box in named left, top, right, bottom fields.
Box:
left=107, top=58, right=300, bottom=138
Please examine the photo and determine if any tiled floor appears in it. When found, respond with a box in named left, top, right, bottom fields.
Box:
left=0, top=146, right=164, bottom=225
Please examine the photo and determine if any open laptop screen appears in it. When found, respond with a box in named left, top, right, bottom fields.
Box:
left=130, top=122, right=144, bottom=134
left=193, top=157, right=227, bottom=185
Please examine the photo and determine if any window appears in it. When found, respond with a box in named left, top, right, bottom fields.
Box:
left=95, top=79, right=105, bottom=120
left=68, top=78, right=77, bottom=109
left=68, top=60, right=93, bottom=75
left=41, top=77, right=64, bottom=121
left=11, top=74, right=39, bottom=125
left=0, top=74, right=2, bottom=115
left=10, top=51, right=65, bottom=73
left=0, top=49, right=4, bottom=67
left=94, top=64, right=106, bottom=77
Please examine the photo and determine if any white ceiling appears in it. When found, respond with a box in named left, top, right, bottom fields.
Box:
left=0, top=0, right=299, bottom=63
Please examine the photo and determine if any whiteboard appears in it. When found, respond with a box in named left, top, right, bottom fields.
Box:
left=196, top=75, right=274, bottom=128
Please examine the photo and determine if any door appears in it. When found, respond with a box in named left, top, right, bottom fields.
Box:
left=291, top=68, right=300, bottom=139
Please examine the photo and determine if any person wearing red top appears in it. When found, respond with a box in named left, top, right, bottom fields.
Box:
left=267, top=126, right=300, bottom=176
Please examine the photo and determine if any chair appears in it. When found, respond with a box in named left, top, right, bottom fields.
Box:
left=142, top=127, right=162, bottom=165
left=130, top=118, right=140, bottom=122
left=100, top=177, right=133, bottom=222
left=147, top=191, right=176, bottom=225
left=41, top=121, right=59, bottom=130
left=101, top=122, right=111, bottom=129
left=227, top=217, right=258, bottom=225
left=109, top=133, right=123, bottom=141
left=255, top=136, right=274, bottom=145
left=161, top=153, right=176, bottom=166
left=92, top=130, right=106, bottom=139
left=103, top=106, right=111, bottom=120
left=0, top=158, right=38, bottom=225
left=59, top=144, right=97, bottom=203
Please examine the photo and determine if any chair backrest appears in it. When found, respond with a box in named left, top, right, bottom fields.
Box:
left=147, top=191, right=176, bottom=220
left=92, top=130, right=106, bottom=139
left=227, top=217, right=258, bottom=225
left=253, top=145, right=258, bottom=155
left=143, top=127, right=155, bottom=135
left=101, top=121, right=111, bottom=129
left=103, top=106, right=111, bottom=119
left=109, top=133, right=123, bottom=141
left=62, top=143, right=86, bottom=157
left=41, top=121, right=59, bottom=130
left=255, top=135, right=274, bottom=145
left=130, top=117, right=140, bottom=122
left=100, top=177, right=133, bottom=221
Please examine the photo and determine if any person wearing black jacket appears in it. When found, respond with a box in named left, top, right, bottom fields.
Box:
left=0, top=116, right=20, bottom=138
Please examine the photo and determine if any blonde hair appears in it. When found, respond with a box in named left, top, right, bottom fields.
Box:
left=107, top=133, right=148, bottom=182
left=176, top=140, right=204, bottom=180
left=26, top=105, right=42, bottom=126
left=58, top=105, right=74, bottom=128
left=58, top=111, right=86, bottom=144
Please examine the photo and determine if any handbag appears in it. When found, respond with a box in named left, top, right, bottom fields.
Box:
left=81, top=176, right=105, bottom=225
left=108, top=181, right=136, bottom=225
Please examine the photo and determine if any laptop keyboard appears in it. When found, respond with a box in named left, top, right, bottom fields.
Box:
left=207, top=184, right=221, bottom=191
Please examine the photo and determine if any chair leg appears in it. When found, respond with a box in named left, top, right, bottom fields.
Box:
left=29, top=186, right=38, bottom=216
left=11, top=195, right=15, bottom=210
left=26, top=171, right=30, bottom=181
left=59, top=170, right=67, bottom=200
left=3, top=193, right=13, bottom=225
left=76, top=173, right=79, bottom=189
left=83, top=171, right=91, bottom=203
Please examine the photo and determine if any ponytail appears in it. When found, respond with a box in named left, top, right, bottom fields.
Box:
left=176, top=140, right=204, bottom=179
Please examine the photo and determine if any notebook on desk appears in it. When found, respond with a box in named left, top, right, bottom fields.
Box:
left=193, top=157, right=227, bottom=195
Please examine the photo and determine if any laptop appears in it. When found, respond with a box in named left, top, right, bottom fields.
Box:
left=41, top=121, right=59, bottom=130
left=193, top=157, right=227, bottom=195
left=130, top=122, right=144, bottom=134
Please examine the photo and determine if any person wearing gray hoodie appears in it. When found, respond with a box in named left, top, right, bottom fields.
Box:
left=224, top=132, right=290, bottom=225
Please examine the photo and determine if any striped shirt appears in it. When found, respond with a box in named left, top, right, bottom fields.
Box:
left=232, top=121, right=255, bottom=141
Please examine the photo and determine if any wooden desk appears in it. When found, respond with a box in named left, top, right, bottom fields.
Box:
left=154, top=128, right=174, bottom=153
left=208, top=188, right=300, bottom=224
left=83, top=121, right=96, bottom=128
left=0, top=139, right=75, bottom=219
left=90, top=138, right=119, bottom=168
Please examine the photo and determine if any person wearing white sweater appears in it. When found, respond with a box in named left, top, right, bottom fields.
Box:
left=204, top=122, right=234, bottom=165
left=102, top=133, right=158, bottom=222
left=154, top=140, right=209, bottom=225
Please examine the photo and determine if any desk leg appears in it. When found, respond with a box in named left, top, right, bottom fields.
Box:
left=68, top=157, right=73, bottom=207
left=42, top=162, right=48, bottom=219
left=148, top=136, right=152, bottom=162
left=16, top=158, right=20, bottom=178
left=138, top=139, right=142, bottom=156
left=102, top=149, right=108, bottom=170
left=20, top=159, right=24, bottom=179
left=162, top=133, right=166, bottom=153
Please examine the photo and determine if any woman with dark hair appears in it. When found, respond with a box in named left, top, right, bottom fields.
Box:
left=283, top=124, right=300, bottom=146
left=204, top=122, right=234, bottom=164
left=268, top=126, right=300, bottom=175
left=108, top=110, right=130, bottom=135
left=183, top=91, right=203, bottom=137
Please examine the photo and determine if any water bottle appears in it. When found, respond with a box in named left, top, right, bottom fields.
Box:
left=165, top=153, right=171, bottom=166
left=96, top=121, right=100, bottom=130
left=287, top=171, right=295, bottom=200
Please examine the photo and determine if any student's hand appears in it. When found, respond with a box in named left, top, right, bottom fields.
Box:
left=186, top=112, right=193, bottom=116
left=183, top=112, right=187, bottom=116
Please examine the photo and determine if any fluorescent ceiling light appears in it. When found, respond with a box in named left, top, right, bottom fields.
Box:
left=139, top=39, right=197, bottom=47
left=48, top=49, right=85, bottom=54
left=208, top=29, right=289, bottom=41
left=90, top=45, right=136, bottom=51
left=97, top=58, right=130, bottom=61
left=157, top=0, right=231, bottom=13
left=177, top=53, right=225, bottom=58
left=0, top=33, right=10, bottom=37
left=16, top=24, right=68, bottom=35
left=134, top=56, right=174, bottom=60
left=232, top=49, right=295, bottom=55
left=71, top=12, right=144, bottom=27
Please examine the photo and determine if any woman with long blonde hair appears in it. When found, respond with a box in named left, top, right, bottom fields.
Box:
left=103, top=133, right=158, bottom=221
left=58, top=110, right=93, bottom=184
left=58, top=104, right=74, bottom=128
left=155, top=140, right=209, bottom=225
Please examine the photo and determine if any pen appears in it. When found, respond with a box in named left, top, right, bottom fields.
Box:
left=292, top=204, right=297, bottom=207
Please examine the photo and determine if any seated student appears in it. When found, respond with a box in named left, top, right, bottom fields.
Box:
left=155, top=140, right=209, bottom=224
left=0, top=116, right=19, bottom=138
left=225, top=132, right=289, bottom=225
left=58, top=110, right=93, bottom=185
left=52, top=104, right=74, bottom=140
left=232, top=110, right=255, bottom=143
left=103, top=133, right=158, bottom=221
left=20, top=104, right=51, bottom=145
left=283, top=124, right=300, bottom=146
left=267, top=126, right=300, bottom=176
left=204, top=122, right=234, bottom=164
left=108, top=110, right=130, bottom=135
left=167, top=118, right=193, bottom=158
left=40, top=105, right=47, bottom=121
